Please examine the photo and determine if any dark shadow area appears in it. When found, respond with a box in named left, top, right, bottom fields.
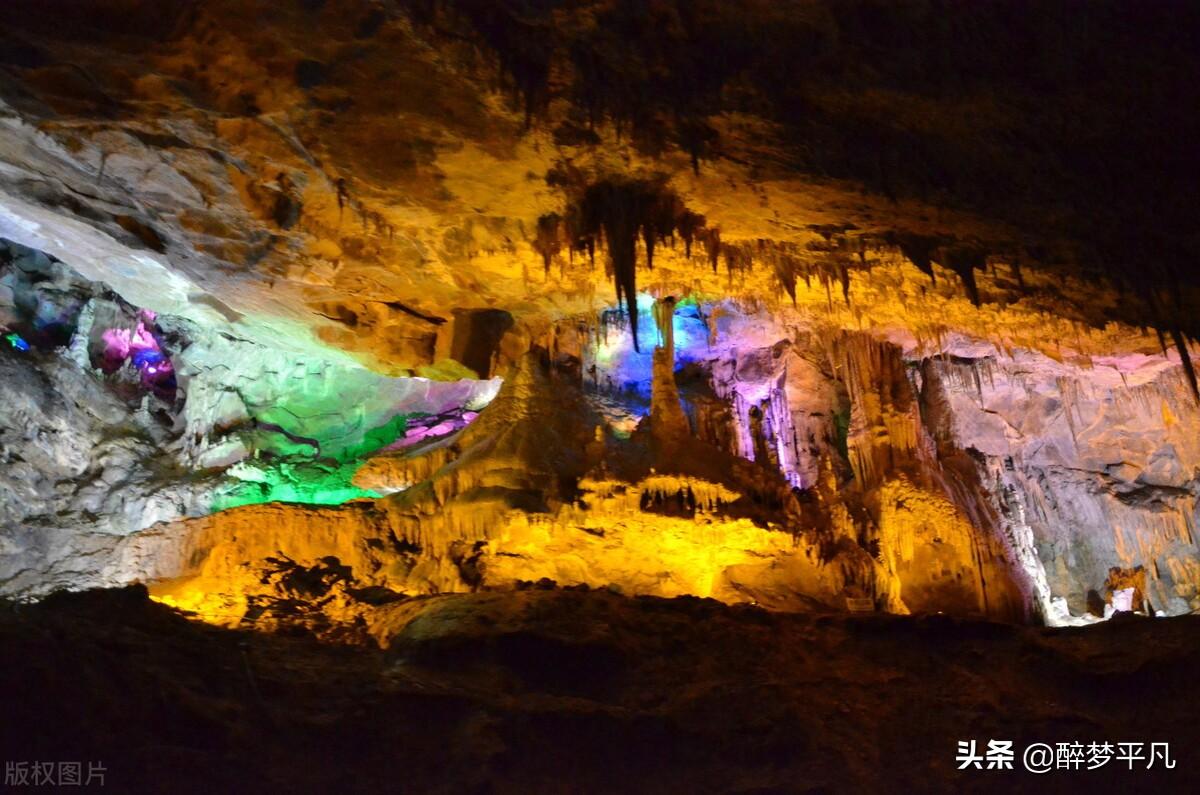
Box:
left=2, top=585, right=1198, bottom=794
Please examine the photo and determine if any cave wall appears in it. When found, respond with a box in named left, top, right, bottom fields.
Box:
left=0, top=239, right=500, bottom=597
left=921, top=350, right=1200, bottom=621
left=0, top=0, right=1198, bottom=628
left=6, top=242, right=1200, bottom=628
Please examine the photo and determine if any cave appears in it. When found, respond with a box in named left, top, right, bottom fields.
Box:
left=1, top=1, right=1199, bottom=792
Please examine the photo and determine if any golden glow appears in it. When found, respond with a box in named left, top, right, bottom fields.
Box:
left=487, top=475, right=788, bottom=601
left=150, top=579, right=248, bottom=626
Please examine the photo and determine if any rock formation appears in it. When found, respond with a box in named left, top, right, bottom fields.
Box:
left=6, top=5, right=1200, bottom=791
left=1, top=0, right=1198, bottom=634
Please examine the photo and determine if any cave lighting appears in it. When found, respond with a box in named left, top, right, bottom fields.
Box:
left=4, top=331, right=30, bottom=351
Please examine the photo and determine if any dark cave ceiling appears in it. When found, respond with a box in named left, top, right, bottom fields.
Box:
left=0, top=0, right=1198, bottom=378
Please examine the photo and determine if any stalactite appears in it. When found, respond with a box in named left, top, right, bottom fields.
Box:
left=701, top=227, right=721, bottom=273
left=575, top=180, right=654, bottom=352
left=560, top=179, right=714, bottom=352
left=1170, top=328, right=1200, bottom=403
left=942, top=245, right=986, bottom=306
left=645, top=192, right=684, bottom=272
left=723, top=245, right=752, bottom=279
left=533, top=212, right=562, bottom=276
left=642, top=224, right=657, bottom=272
left=892, top=232, right=940, bottom=284
left=776, top=259, right=797, bottom=306
left=677, top=210, right=705, bottom=258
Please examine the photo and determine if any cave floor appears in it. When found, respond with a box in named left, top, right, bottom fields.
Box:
left=2, top=586, right=1196, bottom=794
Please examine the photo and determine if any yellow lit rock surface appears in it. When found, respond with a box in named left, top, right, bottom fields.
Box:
left=2, top=0, right=1199, bottom=635
left=101, top=344, right=1025, bottom=626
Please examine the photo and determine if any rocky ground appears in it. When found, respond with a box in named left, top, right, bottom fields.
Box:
left=2, top=585, right=1197, bottom=794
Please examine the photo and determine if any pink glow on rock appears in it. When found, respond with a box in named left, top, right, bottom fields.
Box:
left=101, top=322, right=159, bottom=360
left=383, top=407, right=485, bottom=451
left=96, top=319, right=176, bottom=397
left=719, top=373, right=805, bottom=489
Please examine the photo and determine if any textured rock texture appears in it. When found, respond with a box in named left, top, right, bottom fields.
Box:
left=0, top=338, right=1011, bottom=622
left=5, top=9, right=1200, bottom=795
left=0, top=239, right=499, bottom=596
left=1, top=1, right=1199, bottom=627
left=3, top=585, right=1199, bottom=794
left=923, top=349, right=1200, bottom=621
left=4, top=226, right=1199, bottom=628
left=0, top=0, right=1196, bottom=376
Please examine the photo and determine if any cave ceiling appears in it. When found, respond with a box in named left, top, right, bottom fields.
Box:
left=1, top=0, right=1197, bottom=381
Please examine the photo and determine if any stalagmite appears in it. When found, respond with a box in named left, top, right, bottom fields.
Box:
left=649, top=296, right=690, bottom=442
left=2, top=4, right=1200, bottom=789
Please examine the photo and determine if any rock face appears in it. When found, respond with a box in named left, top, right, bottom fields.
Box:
left=4, top=222, right=1200, bottom=628
left=0, top=239, right=500, bottom=596
left=921, top=350, right=1200, bottom=621
left=0, top=0, right=1196, bottom=376
left=0, top=1, right=1199, bottom=628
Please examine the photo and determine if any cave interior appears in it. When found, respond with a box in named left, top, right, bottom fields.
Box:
left=1, top=1, right=1200, bottom=792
